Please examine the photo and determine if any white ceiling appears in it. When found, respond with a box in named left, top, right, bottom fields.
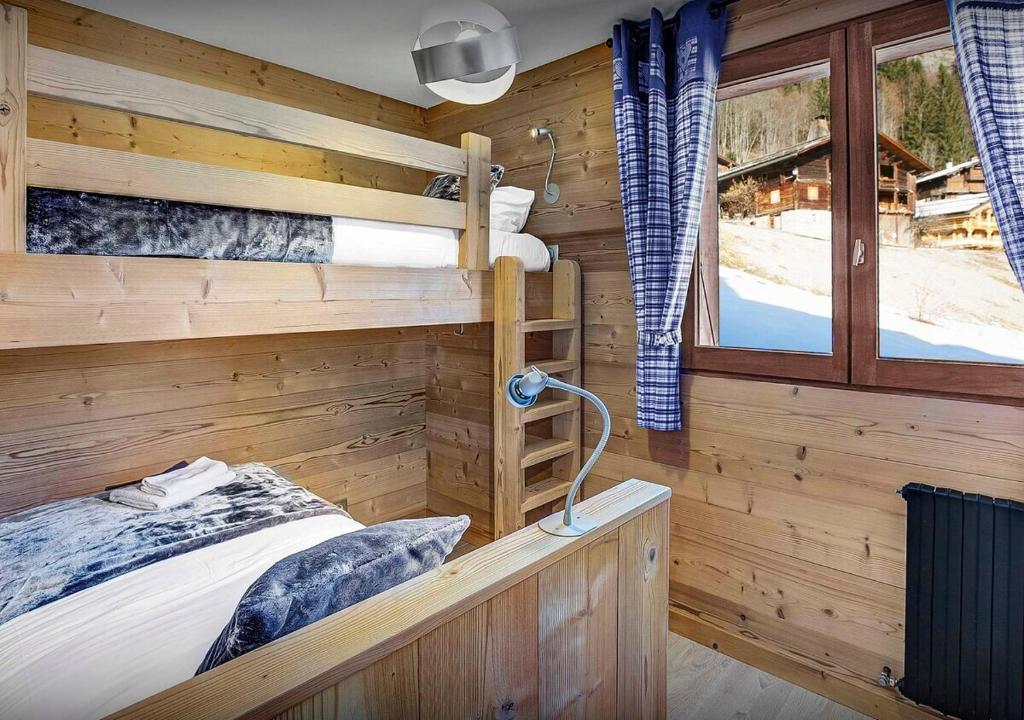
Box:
left=73, top=0, right=679, bottom=107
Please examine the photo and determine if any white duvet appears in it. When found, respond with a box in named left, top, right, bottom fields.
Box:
left=0, top=513, right=364, bottom=720
left=331, top=217, right=552, bottom=272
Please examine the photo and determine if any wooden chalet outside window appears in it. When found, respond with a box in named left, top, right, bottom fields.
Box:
left=685, top=1, right=1024, bottom=400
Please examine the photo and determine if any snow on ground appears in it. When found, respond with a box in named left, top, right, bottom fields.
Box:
left=720, top=267, right=1024, bottom=365
left=717, top=220, right=1024, bottom=365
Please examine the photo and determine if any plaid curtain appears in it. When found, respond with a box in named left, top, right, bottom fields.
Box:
left=612, top=3, right=726, bottom=431
left=947, top=0, right=1024, bottom=290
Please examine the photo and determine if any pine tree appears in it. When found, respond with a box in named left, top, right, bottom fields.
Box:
left=929, top=65, right=976, bottom=165
left=811, top=78, right=830, bottom=120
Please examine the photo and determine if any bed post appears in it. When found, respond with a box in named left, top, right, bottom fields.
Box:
left=0, top=3, right=26, bottom=254
left=493, top=255, right=526, bottom=539
left=459, top=132, right=490, bottom=270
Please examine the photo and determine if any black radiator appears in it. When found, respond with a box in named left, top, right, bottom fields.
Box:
left=900, top=483, right=1024, bottom=720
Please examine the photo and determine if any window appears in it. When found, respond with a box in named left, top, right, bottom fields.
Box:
left=686, top=31, right=848, bottom=383
left=874, top=47, right=1024, bottom=367
left=686, top=2, right=1024, bottom=398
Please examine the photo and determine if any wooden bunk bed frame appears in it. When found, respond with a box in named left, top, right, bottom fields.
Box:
left=0, top=8, right=494, bottom=348
left=0, top=6, right=668, bottom=717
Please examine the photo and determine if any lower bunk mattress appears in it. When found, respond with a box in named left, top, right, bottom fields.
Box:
left=27, top=188, right=552, bottom=271
left=0, top=462, right=466, bottom=720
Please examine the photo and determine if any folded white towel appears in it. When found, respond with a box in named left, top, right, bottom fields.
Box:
left=109, top=469, right=236, bottom=511
left=109, top=485, right=174, bottom=511
left=141, top=457, right=231, bottom=498
left=108, top=457, right=236, bottom=511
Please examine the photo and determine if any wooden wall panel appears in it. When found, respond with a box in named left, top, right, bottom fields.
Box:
left=581, top=275, right=1024, bottom=710
left=0, top=328, right=428, bottom=522
left=14, top=0, right=430, bottom=194
left=425, top=15, right=1024, bottom=717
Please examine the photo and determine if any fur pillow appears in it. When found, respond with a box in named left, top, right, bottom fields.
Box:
left=197, top=515, right=469, bottom=673
left=423, top=165, right=505, bottom=200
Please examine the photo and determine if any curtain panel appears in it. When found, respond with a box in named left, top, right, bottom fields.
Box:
left=612, top=2, right=726, bottom=431
left=947, top=0, right=1024, bottom=291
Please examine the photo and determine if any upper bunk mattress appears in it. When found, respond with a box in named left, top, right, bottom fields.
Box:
left=27, top=188, right=552, bottom=271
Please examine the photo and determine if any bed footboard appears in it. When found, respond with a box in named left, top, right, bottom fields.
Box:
left=111, top=479, right=670, bottom=720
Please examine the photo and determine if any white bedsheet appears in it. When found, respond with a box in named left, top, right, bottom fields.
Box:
left=330, top=217, right=551, bottom=272
left=0, top=513, right=364, bottom=720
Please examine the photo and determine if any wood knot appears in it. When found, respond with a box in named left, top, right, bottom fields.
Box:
left=0, top=102, right=11, bottom=117
left=648, top=547, right=657, bottom=563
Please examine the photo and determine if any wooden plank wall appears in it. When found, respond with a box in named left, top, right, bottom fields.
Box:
left=0, top=329, right=429, bottom=523
left=0, top=0, right=437, bottom=522
left=425, top=36, right=1024, bottom=718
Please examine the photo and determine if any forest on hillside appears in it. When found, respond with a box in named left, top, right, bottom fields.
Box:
left=716, top=48, right=976, bottom=170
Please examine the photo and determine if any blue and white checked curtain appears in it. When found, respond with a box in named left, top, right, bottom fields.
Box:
left=947, top=0, right=1024, bottom=291
left=612, top=3, right=726, bottom=431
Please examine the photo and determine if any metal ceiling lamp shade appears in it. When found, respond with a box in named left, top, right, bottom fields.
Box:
left=412, top=1, right=521, bottom=105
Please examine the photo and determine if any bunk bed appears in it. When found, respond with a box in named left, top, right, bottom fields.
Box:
left=0, top=6, right=668, bottom=718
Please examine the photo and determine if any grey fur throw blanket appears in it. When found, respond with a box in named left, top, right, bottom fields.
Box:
left=0, top=463, right=347, bottom=626
left=26, top=188, right=334, bottom=263
left=198, top=515, right=468, bottom=673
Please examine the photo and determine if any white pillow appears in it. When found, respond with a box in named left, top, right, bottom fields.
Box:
left=490, top=187, right=535, bottom=233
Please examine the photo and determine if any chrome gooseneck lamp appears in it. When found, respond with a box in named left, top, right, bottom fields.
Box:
left=506, top=367, right=611, bottom=536
left=530, top=127, right=560, bottom=203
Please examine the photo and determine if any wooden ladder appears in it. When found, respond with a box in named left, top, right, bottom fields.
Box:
left=493, top=256, right=582, bottom=539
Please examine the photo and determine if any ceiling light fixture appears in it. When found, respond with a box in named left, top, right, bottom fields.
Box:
left=412, top=1, right=521, bottom=105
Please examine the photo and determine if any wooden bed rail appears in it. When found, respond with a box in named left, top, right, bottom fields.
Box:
left=0, top=6, right=491, bottom=269
left=109, top=479, right=670, bottom=720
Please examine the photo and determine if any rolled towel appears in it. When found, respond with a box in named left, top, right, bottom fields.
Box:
left=141, top=457, right=232, bottom=498
left=110, top=469, right=236, bottom=511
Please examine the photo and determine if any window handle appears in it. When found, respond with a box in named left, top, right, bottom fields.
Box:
left=853, top=238, right=866, bottom=267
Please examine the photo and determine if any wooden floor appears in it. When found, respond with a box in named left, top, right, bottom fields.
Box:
left=668, top=633, right=869, bottom=720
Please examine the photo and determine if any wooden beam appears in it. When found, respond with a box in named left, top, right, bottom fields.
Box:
left=26, top=45, right=466, bottom=175
left=551, top=259, right=582, bottom=489
left=109, top=480, right=670, bottom=720
left=459, top=132, right=491, bottom=270
left=26, top=139, right=467, bottom=229
left=723, top=0, right=909, bottom=57
left=0, top=4, right=25, bottom=253
left=493, top=255, right=526, bottom=538
left=0, top=253, right=492, bottom=349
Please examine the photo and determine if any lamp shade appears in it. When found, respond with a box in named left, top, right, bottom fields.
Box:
left=412, top=0, right=520, bottom=104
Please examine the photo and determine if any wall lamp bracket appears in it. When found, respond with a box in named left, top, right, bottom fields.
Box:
left=530, top=126, right=560, bottom=204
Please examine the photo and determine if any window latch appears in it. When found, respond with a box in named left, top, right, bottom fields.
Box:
left=853, top=238, right=866, bottom=267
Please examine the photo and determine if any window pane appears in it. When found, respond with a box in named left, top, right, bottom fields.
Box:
left=710, top=70, right=833, bottom=353
left=876, top=47, right=1024, bottom=365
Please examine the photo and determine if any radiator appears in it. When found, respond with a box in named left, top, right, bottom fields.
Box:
left=900, top=483, right=1024, bottom=720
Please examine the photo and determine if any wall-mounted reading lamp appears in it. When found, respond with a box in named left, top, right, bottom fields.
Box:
left=530, top=126, right=560, bottom=204
left=505, top=367, right=611, bottom=536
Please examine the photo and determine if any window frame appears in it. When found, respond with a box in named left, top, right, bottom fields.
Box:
left=683, top=0, right=1024, bottom=400
left=848, top=3, right=1024, bottom=399
left=684, top=29, right=850, bottom=384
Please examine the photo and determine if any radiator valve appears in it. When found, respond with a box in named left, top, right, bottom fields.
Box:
left=878, top=666, right=898, bottom=688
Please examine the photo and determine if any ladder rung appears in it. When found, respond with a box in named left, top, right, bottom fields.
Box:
left=521, top=438, right=577, bottom=468
left=522, top=318, right=575, bottom=333
left=521, top=477, right=573, bottom=513
left=532, top=358, right=577, bottom=374
left=523, top=398, right=578, bottom=423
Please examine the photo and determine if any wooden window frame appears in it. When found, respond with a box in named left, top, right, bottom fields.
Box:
left=685, top=0, right=1024, bottom=400
left=684, top=29, right=850, bottom=384
left=848, top=2, right=1024, bottom=399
